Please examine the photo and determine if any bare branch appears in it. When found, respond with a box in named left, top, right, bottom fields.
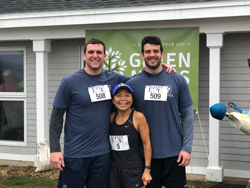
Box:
left=109, top=55, right=115, bottom=61
left=103, top=61, right=109, bottom=68
left=111, top=65, right=122, bottom=72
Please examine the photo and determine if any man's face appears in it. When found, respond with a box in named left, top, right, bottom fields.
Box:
left=83, top=44, right=106, bottom=71
left=141, top=44, right=164, bottom=70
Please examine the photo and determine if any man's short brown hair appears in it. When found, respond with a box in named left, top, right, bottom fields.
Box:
left=84, top=38, right=106, bottom=54
left=141, top=36, right=163, bottom=54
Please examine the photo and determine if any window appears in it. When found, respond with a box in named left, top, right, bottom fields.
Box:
left=0, top=47, right=26, bottom=146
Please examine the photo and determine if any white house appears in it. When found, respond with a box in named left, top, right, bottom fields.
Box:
left=0, top=0, right=250, bottom=182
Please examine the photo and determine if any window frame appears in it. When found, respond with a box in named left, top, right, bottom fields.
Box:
left=80, top=45, right=85, bottom=69
left=0, top=47, right=27, bottom=146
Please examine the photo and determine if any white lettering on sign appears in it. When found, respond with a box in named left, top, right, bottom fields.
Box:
left=179, top=53, right=190, bottom=68
left=130, top=53, right=141, bottom=67
left=167, top=53, right=176, bottom=67
left=180, top=70, right=190, bottom=84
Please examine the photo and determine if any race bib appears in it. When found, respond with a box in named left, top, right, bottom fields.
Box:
left=144, top=85, right=168, bottom=101
left=109, top=135, right=130, bottom=151
left=88, top=85, right=111, bottom=102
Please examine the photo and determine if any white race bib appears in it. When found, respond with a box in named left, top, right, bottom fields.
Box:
left=144, top=85, right=168, bottom=101
left=109, top=135, right=130, bottom=151
left=88, top=85, right=111, bottom=102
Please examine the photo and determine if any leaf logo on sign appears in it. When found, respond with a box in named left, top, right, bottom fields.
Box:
left=103, top=47, right=127, bottom=75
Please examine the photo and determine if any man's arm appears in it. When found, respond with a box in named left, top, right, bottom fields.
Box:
left=49, top=107, right=65, bottom=171
left=162, top=63, right=177, bottom=73
left=177, top=105, right=194, bottom=167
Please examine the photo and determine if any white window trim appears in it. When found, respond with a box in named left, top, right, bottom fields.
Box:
left=0, top=98, right=27, bottom=146
left=0, top=47, right=26, bottom=97
left=0, top=47, right=27, bottom=146
left=80, top=45, right=85, bottom=69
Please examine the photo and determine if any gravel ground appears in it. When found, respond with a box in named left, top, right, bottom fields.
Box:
left=0, top=166, right=247, bottom=188
left=0, top=166, right=59, bottom=179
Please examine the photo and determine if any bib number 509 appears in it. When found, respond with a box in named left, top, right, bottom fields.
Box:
left=150, top=93, right=161, bottom=99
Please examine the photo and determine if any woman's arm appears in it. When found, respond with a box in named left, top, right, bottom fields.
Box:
left=109, top=112, right=116, bottom=124
left=134, top=111, right=152, bottom=187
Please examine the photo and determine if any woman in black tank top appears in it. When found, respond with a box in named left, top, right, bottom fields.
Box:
left=108, top=83, right=152, bottom=188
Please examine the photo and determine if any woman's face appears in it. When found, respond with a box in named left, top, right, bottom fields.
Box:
left=112, top=88, right=133, bottom=111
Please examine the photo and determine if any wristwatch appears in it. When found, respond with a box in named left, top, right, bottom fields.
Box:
left=145, top=166, right=151, bottom=170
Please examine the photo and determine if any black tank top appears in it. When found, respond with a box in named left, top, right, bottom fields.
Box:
left=109, top=110, right=143, bottom=168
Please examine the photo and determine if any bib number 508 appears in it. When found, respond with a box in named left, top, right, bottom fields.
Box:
left=96, top=93, right=106, bottom=99
left=150, top=93, right=161, bottom=99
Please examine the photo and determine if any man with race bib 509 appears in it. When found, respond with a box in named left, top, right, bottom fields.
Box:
left=126, top=36, right=194, bottom=188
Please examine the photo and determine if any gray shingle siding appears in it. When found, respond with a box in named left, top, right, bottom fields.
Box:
left=190, top=33, right=250, bottom=170
left=0, top=0, right=215, bottom=14
left=190, top=34, right=209, bottom=167
left=220, top=33, right=250, bottom=170
left=48, top=39, right=85, bottom=153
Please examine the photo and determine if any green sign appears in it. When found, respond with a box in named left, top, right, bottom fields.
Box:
left=86, top=28, right=199, bottom=109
